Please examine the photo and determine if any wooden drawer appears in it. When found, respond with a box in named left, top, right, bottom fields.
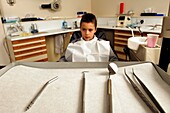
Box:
left=13, top=41, right=46, bottom=50
left=15, top=51, right=47, bottom=61
left=12, top=37, right=45, bottom=44
left=35, top=58, right=48, bottom=62
left=117, top=52, right=126, bottom=61
left=115, top=45, right=125, bottom=53
left=8, top=36, right=48, bottom=62
left=114, top=37, right=128, bottom=41
left=14, top=46, right=47, bottom=55
left=15, top=54, right=48, bottom=62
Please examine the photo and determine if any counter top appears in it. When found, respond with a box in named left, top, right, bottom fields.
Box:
left=8, top=28, right=80, bottom=41
left=7, top=26, right=161, bottom=41
left=98, top=26, right=161, bottom=33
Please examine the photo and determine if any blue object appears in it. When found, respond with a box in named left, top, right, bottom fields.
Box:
left=62, top=20, right=67, bottom=29
left=156, top=14, right=164, bottom=16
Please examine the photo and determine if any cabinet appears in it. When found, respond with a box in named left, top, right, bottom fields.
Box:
left=7, top=36, right=48, bottom=62
left=114, top=30, right=140, bottom=60
left=114, top=29, right=161, bottom=61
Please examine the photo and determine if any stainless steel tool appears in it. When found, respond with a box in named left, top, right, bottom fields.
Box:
left=82, top=71, right=88, bottom=113
left=107, top=63, right=118, bottom=113
left=132, top=68, right=165, bottom=113
left=124, top=68, right=165, bottom=113
left=25, top=76, right=58, bottom=111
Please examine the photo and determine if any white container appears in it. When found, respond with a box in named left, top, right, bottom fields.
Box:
left=128, top=37, right=147, bottom=51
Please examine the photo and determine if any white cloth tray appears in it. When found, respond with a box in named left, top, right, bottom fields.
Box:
left=0, top=62, right=169, bottom=113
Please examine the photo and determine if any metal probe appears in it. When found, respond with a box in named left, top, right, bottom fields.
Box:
left=25, top=76, right=58, bottom=111
left=107, top=63, right=118, bottom=113
left=82, top=71, right=88, bottom=113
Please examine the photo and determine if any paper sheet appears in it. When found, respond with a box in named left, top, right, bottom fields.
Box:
left=112, top=63, right=170, bottom=113
left=0, top=65, right=109, bottom=113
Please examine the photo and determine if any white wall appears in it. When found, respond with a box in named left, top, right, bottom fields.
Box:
left=0, top=18, right=10, bottom=65
left=92, top=0, right=170, bottom=17
left=0, top=0, right=91, bottom=18
left=1, top=0, right=169, bottom=18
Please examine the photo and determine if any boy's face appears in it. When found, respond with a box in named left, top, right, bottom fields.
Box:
left=80, top=22, right=96, bottom=41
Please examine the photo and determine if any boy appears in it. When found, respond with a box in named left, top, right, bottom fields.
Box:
left=79, top=13, right=97, bottom=41
left=65, top=13, right=118, bottom=62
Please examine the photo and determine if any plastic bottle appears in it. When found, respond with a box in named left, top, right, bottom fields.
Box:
left=62, top=20, right=67, bottom=29
left=120, top=2, right=124, bottom=14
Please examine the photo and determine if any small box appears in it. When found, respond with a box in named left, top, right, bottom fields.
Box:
left=133, top=45, right=161, bottom=64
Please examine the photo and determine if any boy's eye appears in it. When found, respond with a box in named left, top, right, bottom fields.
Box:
left=89, top=29, right=93, bottom=32
left=81, top=28, right=94, bottom=32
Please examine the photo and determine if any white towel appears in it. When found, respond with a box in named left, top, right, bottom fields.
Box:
left=55, top=34, right=64, bottom=53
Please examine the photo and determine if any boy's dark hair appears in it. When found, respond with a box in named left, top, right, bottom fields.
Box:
left=80, top=13, right=97, bottom=29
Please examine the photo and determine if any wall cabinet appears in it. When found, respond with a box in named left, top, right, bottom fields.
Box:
left=7, top=36, right=48, bottom=62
